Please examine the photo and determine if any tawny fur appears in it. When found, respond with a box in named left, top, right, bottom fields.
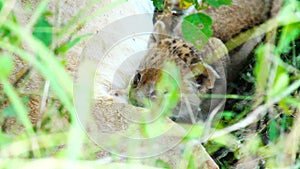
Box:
left=129, top=0, right=281, bottom=123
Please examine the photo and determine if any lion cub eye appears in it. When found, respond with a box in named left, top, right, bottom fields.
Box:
left=132, top=72, right=142, bottom=88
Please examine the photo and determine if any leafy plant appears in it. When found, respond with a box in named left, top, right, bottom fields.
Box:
left=151, top=0, right=232, bottom=50
left=182, top=13, right=213, bottom=50
left=181, top=0, right=231, bottom=50
left=32, top=11, right=53, bottom=47
left=151, top=0, right=164, bottom=11
left=180, top=0, right=231, bottom=10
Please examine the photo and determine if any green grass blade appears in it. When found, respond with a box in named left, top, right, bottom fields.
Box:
left=0, top=0, right=16, bottom=25
left=56, top=0, right=126, bottom=42
left=3, top=20, right=73, bottom=99
left=26, top=0, right=50, bottom=29
left=0, top=41, right=75, bottom=120
left=0, top=78, right=34, bottom=134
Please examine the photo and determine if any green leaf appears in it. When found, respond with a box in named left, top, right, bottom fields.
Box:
left=141, top=118, right=169, bottom=137
left=279, top=113, right=287, bottom=131
left=182, top=13, right=213, bottom=51
left=3, top=104, right=17, bottom=117
left=3, top=96, right=29, bottom=118
left=155, top=159, right=171, bottom=169
left=181, top=0, right=210, bottom=10
left=277, top=23, right=300, bottom=54
left=269, top=66, right=289, bottom=98
left=0, top=0, right=3, bottom=11
left=246, top=135, right=262, bottom=154
left=187, top=155, right=197, bottom=169
left=254, top=45, right=272, bottom=100
left=206, top=0, right=232, bottom=8
left=184, top=124, right=204, bottom=140
left=0, top=132, right=12, bottom=147
left=0, top=55, right=14, bottom=79
left=221, top=111, right=235, bottom=121
left=268, top=118, right=279, bottom=143
left=156, top=61, right=181, bottom=115
left=32, top=12, right=53, bottom=47
left=0, top=26, right=10, bottom=38
left=296, top=56, right=300, bottom=69
left=278, top=113, right=294, bottom=131
left=0, top=13, right=19, bottom=44
left=151, top=0, right=164, bottom=11
left=180, top=0, right=194, bottom=9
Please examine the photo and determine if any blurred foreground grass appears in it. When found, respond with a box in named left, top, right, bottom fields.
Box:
left=0, top=0, right=299, bottom=168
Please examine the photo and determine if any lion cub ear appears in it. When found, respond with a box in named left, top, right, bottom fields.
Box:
left=190, top=62, right=220, bottom=89
left=203, top=63, right=220, bottom=89
left=148, top=21, right=168, bottom=47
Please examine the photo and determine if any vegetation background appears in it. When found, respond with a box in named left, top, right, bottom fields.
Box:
left=0, top=0, right=299, bottom=168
